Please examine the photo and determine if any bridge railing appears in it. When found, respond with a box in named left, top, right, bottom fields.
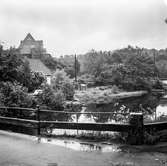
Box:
left=0, top=106, right=130, bottom=123
left=0, top=106, right=167, bottom=145
left=0, top=106, right=131, bottom=136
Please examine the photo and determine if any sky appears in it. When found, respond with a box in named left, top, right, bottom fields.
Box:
left=0, top=0, right=167, bottom=57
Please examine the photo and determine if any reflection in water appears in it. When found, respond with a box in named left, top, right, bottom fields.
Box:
left=43, top=93, right=167, bottom=152
left=78, top=107, right=95, bottom=123
left=162, top=95, right=167, bottom=98
left=81, top=93, right=163, bottom=123
left=40, top=138, right=120, bottom=153
left=49, top=93, right=166, bottom=136
left=156, top=105, right=167, bottom=117
left=162, top=80, right=167, bottom=84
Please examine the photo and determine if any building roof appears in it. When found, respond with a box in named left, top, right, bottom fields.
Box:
left=23, top=33, right=35, bottom=42
left=27, top=58, right=51, bottom=76
left=18, top=33, right=45, bottom=55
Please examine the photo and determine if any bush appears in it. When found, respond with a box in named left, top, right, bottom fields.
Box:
left=53, top=90, right=65, bottom=110
left=51, top=69, right=69, bottom=90
left=37, top=84, right=65, bottom=110
left=36, top=84, right=70, bottom=122
left=51, top=69, right=75, bottom=100
left=62, top=81, right=74, bottom=100
left=0, top=81, right=34, bottom=107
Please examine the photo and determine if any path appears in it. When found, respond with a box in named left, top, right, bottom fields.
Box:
left=0, top=130, right=166, bottom=166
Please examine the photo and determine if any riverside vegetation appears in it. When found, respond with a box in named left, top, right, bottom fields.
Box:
left=0, top=44, right=163, bottom=108
left=0, top=44, right=167, bottom=144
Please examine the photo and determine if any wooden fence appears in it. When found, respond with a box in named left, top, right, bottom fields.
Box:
left=0, top=106, right=167, bottom=145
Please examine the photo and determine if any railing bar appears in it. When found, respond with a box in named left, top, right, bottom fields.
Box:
left=0, top=116, right=129, bottom=125
left=39, top=120, right=130, bottom=125
left=0, top=107, right=36, bottom=111
left=144, top=121, right=167, bottom=125
left=0, top=116, right=38, bottom=123
left=39, top=109, right=71, bottom=112
left=40, top=110, right=128, bottom=115
left=0, top=107, right=128, bottom=115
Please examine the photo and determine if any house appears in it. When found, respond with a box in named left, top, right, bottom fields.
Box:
left=18, top=33, right=52, bottom=84
left=27, top=58, right=52, bottom=84
left=18, top=33, right=47, bottom=58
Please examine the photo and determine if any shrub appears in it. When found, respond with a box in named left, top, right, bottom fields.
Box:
left=37, top=84, right=65, bottom=110
left=51, top=69, right=69, bottom=90
left=36, top=84, right=70, bottom=122
left=51, top=69, right=75, bottom=100
left=52, top=90, right=65, bottom=110
left=0, top=81, right=34, bottom=107
left=62, top=81, right=74, bottom=100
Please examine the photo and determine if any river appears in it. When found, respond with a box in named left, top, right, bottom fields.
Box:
left=40, top=91, right=167, bottom=152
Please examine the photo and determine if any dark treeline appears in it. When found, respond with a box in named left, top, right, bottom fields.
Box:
left=0, top=45, right=45, bottom=108
left=58, top=46, right=164, bottom=91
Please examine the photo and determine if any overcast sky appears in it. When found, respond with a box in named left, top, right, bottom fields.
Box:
left=0, top=0, right=167, bottom=56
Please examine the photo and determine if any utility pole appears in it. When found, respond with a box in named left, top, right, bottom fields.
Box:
left=153, top=50, right=157, bottom=78
left=75, top=54, right=77, bottom=82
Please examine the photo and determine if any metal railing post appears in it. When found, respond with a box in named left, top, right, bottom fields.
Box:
left=36, top=105, right=41, bottom=142
left=76, top=113, right=79, bottom=135
left=128, top=112, right=144, bottom=145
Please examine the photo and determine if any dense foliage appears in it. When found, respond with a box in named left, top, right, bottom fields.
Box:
left=0, top=43, right=165, bottom=109
left=51, top=69, right=75, bottom=100
left=56, top=46, right=167, bottom=90
left=19, top=60, right=45, bottom=92
left=75, top=46, right=160, bottom=90
left=37, top=69, right=74, bottom=111
left=36, top=84, right=65, bottom=110
left=0, top=48, right=45, bottom=92
left=58, top=55, right=80, bottom=78
left=0, top=82, right=34, bottom=107
left=0, top=46, right=44, bottom=107
left=40, top=54, right=63, bottom=71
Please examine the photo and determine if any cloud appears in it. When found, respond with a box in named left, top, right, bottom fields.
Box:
left=0, top=0, right=167, bottom=55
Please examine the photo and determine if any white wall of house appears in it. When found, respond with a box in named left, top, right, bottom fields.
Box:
left=46, top=75, right=51, bottom=85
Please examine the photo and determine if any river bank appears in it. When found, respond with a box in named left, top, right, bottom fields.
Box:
left=74, top=86, right=147, bottom=105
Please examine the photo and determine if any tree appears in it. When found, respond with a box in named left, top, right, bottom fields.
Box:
left=0, top=44, right=2, bottom=55
left=51, top=69, right=75, bottom=100
left=0, top=53, right=23, bottom=83
left=77, top=46, right=160, bottom=90
left=0, top=47, right=44, bottom=92
left=59, top=55, right=80, bottom=78
left=41, top=54, right=62, bottom=71
left=0, top=81, right=34, bottom=107
left=29, top=72, right=45, bottom=92
left=62, top=81, right=75, bottom=100
left=51, top=69, right=70, bottom=90
left=37, top=84, right=65, bottom=110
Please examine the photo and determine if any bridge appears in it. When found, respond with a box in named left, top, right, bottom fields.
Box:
left=0, top=106, right=167, bottom=145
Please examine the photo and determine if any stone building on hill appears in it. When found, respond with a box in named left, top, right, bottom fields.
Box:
left=18, top=33, right=51, bottom=84
left=18, top=33, right=47, bottom=58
